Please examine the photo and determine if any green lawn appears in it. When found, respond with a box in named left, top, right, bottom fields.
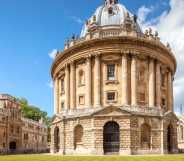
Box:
left=0, top=154, right=184, bottom=161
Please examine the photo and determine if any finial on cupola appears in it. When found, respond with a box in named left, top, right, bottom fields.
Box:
left=105, top=0, right=119, bottom=5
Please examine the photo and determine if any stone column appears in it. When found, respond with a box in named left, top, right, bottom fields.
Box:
left=156, top=61, right=161, bottom=108
left=168, top=71, right=173, bottom=111
left=171, top=75, right=174, bottom=112
left=160, top=119, right=164, bottom=154
left=94, top=54, right=101, bottom=107
left=70, top=62, right=76, bottom=110
left=58, top=79, right=61, bottom=113
left=122, top=53, right=128, bottom=105
left=148, top=58, right=155, bottom=107
left=54, top=77, right=59, bottom=114
left=59, top=124, right=64, bottom=154
left=50, top=127, right=55, bottom=153
left=65, top=65, right=70, bottom=110
left=131, top=55, right=137, bottom=106
left=86, top=56, right=92, bottom=108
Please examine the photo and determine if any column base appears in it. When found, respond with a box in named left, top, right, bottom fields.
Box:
left=119, top=149, right=131, bottom=155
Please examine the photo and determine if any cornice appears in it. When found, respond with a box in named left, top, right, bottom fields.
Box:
left=51, top=36, right=177, bottom=78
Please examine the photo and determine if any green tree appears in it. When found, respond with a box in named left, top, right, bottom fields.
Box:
left=17, top=97, right=51, bottom=127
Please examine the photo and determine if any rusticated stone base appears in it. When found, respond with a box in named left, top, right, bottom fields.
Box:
left=51, top=108, right=178, bottom=155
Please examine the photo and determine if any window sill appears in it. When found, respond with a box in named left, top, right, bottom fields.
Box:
left=79, top=104, right=85, bottom=106
left=60, top=91, right=65, bottom=95
left=106, top=100, right=117, bottom=104
left=105, top=80, right=119, bottom=85
left=78, top=84, right=85, bottom=87
left=161, top=86, right=166, bottom=90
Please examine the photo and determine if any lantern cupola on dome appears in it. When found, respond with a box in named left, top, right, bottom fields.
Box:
left=80, top=0, right=142, bottom=37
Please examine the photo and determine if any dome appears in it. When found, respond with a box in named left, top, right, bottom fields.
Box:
left=80, top=0, right=142, bottom=37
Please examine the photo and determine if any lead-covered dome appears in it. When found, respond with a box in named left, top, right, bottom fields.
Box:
left=81, top=0, right=142, bottom=37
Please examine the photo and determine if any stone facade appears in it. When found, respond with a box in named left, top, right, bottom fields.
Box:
left=50, top=0, right=178, bottom=155
left=0, top=94, right=48, bottom=154
left=177, top=115, right=184, bottom=151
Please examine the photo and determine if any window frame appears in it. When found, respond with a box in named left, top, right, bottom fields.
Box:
left=61, top=102, right=65, bottom=110
left=61, top=78, right=65, bottom=94
left=78, top=95, right=85, bottom=105
left=107, top=64, right=116, bottom=81
left=78, top=69, right=85, bottom=87
left=106, top=91, right=117, bottom=103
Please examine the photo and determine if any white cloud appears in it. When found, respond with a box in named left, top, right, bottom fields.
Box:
left=49, top=49, right=57, bottom=59
left=47, top=81, right=53, bottom=89
left=137, top=6, right=154, bottom=25
left=70, top=16, right=83, bottom=24
left=138, top=0, right=184, bottom=111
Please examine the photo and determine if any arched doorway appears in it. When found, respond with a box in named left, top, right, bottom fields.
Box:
left=140, top=123, right=151, bottom=149
left=9, top=141, right=16, bottom=152
left=103, top=121, right=120, bottom=154
left=167, top=124, right=174, bottom=153
left=74, top=125, right=83, bottom=149
left=54, top=126, right=60, bottom=152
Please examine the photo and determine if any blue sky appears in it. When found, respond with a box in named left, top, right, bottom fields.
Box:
left=0, top=0, right=181, bottom=116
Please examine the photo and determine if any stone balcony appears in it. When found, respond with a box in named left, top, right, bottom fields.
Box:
left=61, top=26, right=171, bottom=54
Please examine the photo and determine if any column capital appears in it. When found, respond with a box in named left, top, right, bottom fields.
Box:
left=86, top=54, right=92, bottom=60
left=53, top=76, right=59, bottom=81
left=121, top=49, right=129, bottom=54
left=70, top=60, right=75, bottom=66
left=121, top=50, right=129, bottom=57
left=94, top=52, right=101, bottom=57
left=156, top=60, right=161, bottom=65
left=64, top=63, right=70, bottom=68
left=148, top=56, right=155, bottom=63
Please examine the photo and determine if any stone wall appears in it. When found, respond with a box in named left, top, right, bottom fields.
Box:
left=51, top=111, right=178, bottom=155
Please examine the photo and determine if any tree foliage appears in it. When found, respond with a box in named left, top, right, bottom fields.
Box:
left=17, top=97, right=51, bottom=127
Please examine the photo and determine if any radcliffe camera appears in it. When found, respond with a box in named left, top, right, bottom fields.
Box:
left=0, top=0, right=184, bottom=161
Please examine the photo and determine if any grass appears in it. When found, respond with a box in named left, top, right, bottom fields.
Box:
left=0, top=154, right=184, bottom=161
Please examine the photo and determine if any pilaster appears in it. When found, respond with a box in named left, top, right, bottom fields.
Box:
left=86, top=56, right=92, bottom=108
left=54, top=77, right=59, bottom=114
left=156, top=61, right=161, bottom=108
left=70, top=62, right=76, bottom=110
left=131, top=55, right=137, bottom=106
left=148, top=58, right=155, bottom=107
left=65, top=64, right=70, bottom=110
left=121, top=53, right=128, bottom=105
left=167, top=71, right=173, bottom=111
left=94, top=54, right=101, bottom=107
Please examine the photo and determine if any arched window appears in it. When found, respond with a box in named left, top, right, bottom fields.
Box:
left=79, top=70, right=85, bottom=86
left=74, top=125, right=83, bottom=149
left=141, top=123, right=151, bottom=149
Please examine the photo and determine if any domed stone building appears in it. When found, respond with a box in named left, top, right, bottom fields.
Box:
left=50, top=0, right=178, bottom=155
